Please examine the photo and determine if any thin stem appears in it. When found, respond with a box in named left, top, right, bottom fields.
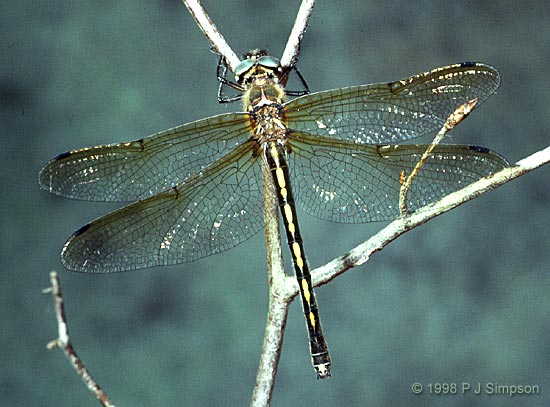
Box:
left=182, top=0, right=240, bottom=72
left=251, top=289, right=289, bottom=407
left=399, top=97, right=479, bottom=214
left=280, top=0, right=316, bottom=68
left=44, top=272, right=115, bottom=407
left=251, top=163, right=289, bottom=406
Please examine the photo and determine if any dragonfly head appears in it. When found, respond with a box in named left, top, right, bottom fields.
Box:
left=235, top=49, right=284, bottom=87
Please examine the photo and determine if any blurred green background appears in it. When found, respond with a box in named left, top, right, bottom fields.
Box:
left=2, top=1, right=549, bottom=406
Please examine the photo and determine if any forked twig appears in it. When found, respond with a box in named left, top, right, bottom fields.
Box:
left=182, top=0, right=315, bottom=73
left=44, top=272, right=115, bottom=407
left=399, top=98, right=479, bottom=215
left=304, top=145, right=550, bottom=292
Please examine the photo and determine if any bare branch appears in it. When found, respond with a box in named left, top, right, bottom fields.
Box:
left=280, top=0, right=316, bottom=68
left=182, top=0, right=240, bottom=72
left=251, top=289, right=289, bottom=407
left=282, top=145, right=550, bottom=297
left=251, top=162, right=289, bottom=405
left=45, top=272, right=116, bottom=407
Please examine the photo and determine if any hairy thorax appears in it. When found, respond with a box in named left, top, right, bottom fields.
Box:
left=243, top=74, right=288, bottom=145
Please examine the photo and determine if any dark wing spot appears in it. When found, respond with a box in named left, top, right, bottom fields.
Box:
left=73, top=223, right=91, bottom=236
left=468, top=145, right=490, bottom=154
left=54, top=151, right=72, bottom=160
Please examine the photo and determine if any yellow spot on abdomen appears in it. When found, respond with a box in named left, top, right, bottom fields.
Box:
left=293, top=242, right=303, bottom=270
left=302, top=279, right=311, bottom=303
left=309, top=312, right=316, bottom=328
left=287, top=221, right=295, bottom=234
left=283, top=204, right=295, bottom=233
left=275, top=167, right=286, bottom=188
left=284, top=204, right=293, bottom=222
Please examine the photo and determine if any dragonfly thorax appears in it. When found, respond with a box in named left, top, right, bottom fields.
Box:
left=251, top=104, right=287, bottom=145
left=243, top=81, right=286, bottom=112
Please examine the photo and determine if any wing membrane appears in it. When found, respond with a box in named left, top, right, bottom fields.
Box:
left=39, top=112, right=251, bottom=202
left=284, top=63, right=500, bottom=144
left=62, top=141, right=263, bottom=272
left=288, top=132, right=509, bottom=223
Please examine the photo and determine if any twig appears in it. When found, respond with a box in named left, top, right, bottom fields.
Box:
left=251, top=292, right=289, bottom=407
left=283, top=145, right=550, bottom=295
left=251, top=161, right=289, bottom=406
left=280, top=0, right=316, bottom=69
left=182, top=0, right=315, bottom=73
left=182, top=0, right=240, bottom=72
left=44, top=272, right=115, bottom=407
left=399, top=97, right=479, bottom=214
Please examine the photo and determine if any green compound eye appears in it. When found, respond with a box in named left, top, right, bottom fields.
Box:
left=234, top=59, right=255, bottom=79
left=258, top=55, right=281, bottom=69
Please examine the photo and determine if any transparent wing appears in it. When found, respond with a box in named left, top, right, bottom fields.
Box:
left=62, top=141, right=263, bottom=272
left=39, top=112, right=251, bottom=202
left=288, top=132, right=509, bottom=223
left=284, top=63, right=500, bottom=144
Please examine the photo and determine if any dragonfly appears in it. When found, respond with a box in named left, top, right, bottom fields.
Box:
left=39, top=50, right=509, bottom=379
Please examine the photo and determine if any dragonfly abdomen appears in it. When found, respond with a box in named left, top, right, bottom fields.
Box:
left=263, top=141, right=331, bottom=379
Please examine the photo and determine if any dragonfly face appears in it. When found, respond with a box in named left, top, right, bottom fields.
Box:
left=234, top=49, right=284, bottom=86
left=39, top=49, right=509, bottom=379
